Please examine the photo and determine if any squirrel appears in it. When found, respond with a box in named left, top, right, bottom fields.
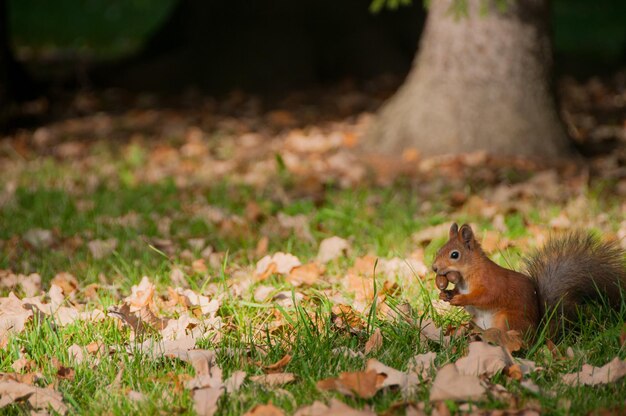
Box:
left=432, top=223, right=626, bottom=336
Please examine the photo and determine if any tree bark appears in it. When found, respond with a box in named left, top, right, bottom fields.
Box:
left=364, top=0, right=574, bottom=159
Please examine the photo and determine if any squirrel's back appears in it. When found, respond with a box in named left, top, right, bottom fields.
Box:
left=524, top=232, right=626, bottom=324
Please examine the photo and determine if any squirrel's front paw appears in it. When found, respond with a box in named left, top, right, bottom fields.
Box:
left=449, top=295, right=465, bottom=306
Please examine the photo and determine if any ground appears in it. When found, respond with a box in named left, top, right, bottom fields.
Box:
left=0, top=73, right=625, bottom=415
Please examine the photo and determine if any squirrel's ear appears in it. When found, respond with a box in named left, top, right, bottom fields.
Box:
left=449, top=223, right=459, bottom=239
left=459, top=224, right=474, bottom=248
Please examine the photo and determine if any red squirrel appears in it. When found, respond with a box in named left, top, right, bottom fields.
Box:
left=432, top=223, right=626, bottom=336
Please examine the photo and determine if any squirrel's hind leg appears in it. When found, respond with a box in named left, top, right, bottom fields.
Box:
left=492, top=311, right=534, bottom=335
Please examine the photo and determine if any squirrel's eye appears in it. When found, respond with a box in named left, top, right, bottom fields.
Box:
left=450, top=250, right=460, bottom=260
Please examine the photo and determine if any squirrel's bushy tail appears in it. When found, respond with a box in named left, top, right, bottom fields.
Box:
left=525, top=232, right=626, bottom=323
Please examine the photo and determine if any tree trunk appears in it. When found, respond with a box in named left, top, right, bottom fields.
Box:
left=364, top=0, right=573, bottom=159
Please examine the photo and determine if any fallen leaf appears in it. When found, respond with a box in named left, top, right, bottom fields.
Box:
left=255, top=253, right=301, bottom=278
left=193, top=387, right=223, bottom=416
left=454, top=342, right=512, bottom=377
left=418, top=318, right=449, bottom=345
left=316, top=370, right=381, bottom=399
left=107, top=303, right=167, bottom=336
left=429, top=363, right=485, bottom=402
left=23, top=229, right=54, bottom=249
left=124, top=276, right=156, bottom=312
left=0, top=293, right=33, bottom=344
left=127, top=390, right=146, bottom=402
left=317, top=236, right=351, bottom=264
left=224, top=370, right=247, bottom=393
left=331, top=347, right=364, bottom=359
left=479, top=231, right=511, bottom=254
left=244, top=403, right=285, bottom=416
left=51, top=272, right=78, bottom=296
left=506, top=364, right=523, bottom=381
left=286, top=263, right=322, bottom=286
left=562, top=357, right=626, bottom=386
left=135, top=336, right=197, bottom=356
left=412, top=224, right=450, bottom=246
left=0, top=380, right=67, bottom=414
left=166, top=349, right=217, bottom=376
left=294, top=399, right=375, bottom=416
left=254, top=285, right=274, bottom=302
left=378, top=257, right=429, bottom=279
left=250, top=373, right=295, bottom=387
left=364, top=328, right=383, bottom=354
left=365, top=358, right=420, bottom=394
left=67, top=344, right=85, bottom=364
left=87, top=238, right=118, bottom=259
left=264, top=354, right=292, bottom=373
left=408, top=352, right=437, bottom=379
left=331, top=304, right=366, bottom=333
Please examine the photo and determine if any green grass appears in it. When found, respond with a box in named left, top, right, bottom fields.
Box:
left=1, top=147, right=625, bottom=415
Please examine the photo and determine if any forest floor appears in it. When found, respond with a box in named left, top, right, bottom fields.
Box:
left=1, top=71, right=626, bottom=415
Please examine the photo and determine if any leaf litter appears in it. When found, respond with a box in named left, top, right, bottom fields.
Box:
left=1, top=74, right=626, bottom=414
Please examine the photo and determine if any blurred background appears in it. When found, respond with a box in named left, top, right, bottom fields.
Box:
left=5, top=0, right=626, bottom=95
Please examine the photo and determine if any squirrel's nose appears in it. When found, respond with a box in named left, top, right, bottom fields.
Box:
left=432, top=264, right=438, bottom=273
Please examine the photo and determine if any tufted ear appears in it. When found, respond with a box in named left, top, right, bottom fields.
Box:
left=449, top=223, right=459, bottom=239
left=459, top=224, right=475, bottom=249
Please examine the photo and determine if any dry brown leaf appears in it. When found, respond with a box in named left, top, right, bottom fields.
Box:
left=193, top=387, right=223, bottom=416
left=244, top=403, right=285, bottom=416
left=316, top=370, right=381, bottom=399
left=294, top=399, right=375, bottom=416
left=256, top=236, right=269, bottom=258
left=316, top=236, right=351, bottom=264
left=255, top=253, right=301, bottom=278
left=506, top=364, right=523, bottom=381
left=0, top=293, right=33, bottom=344
left=11, top=357, right=33, bottom=373
left=351, top=256, right=377, bottom=276
left=408, top=352, right=437, bottom=380
left=481, top=328, right=524, bottom=353
left=224, top=370, right=247, bottom=393
left=418, top=318, right=449, bottom=345
left=51, top=272, right=78, bottom=296
left=286, top=263, right=322, bottom=287
left=107, top=303, right=167, bottom=337
left=192, top=258, right=208, bottom=273
left=429, top=363, right=485, bottom=402
left=136, top=336, right=197, bottom=356
left=250, top=373, right=295, bottom=387
left=23, top=229, right=54, bottom=249
left=124, top=276, right=156, bottom=312
left=127, top=390, right=146, bottom=402
left=412, top=223, right=451, bottom=246
left=179, top=288, right=220, bottom=316
left=562, top=357, right=626, bottom=386
left=479, top=231, right=511, bottom=254
left=166, top=349, right=217, bottom=376
left=331, top=304, right=366, bottom=333
left=331, top=347, right=364, bottom=359
left=264, top=354, right=292, bottom=373
left=365, top=358, right=420, bottom=393
left=454, top=342, right=512, bottom=377
left=87, top=238, right=118, bottom=259
left=378, top=257, right=429, bottom=279
left=0, top=380, right=67, bottom=414
left=67, top=344, right=85, bottom=364
left=364, top=328, right=383, bottom=354
left=56, top=365, right=75, bottom=381
left=253, top=285, right=274, bottom=302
